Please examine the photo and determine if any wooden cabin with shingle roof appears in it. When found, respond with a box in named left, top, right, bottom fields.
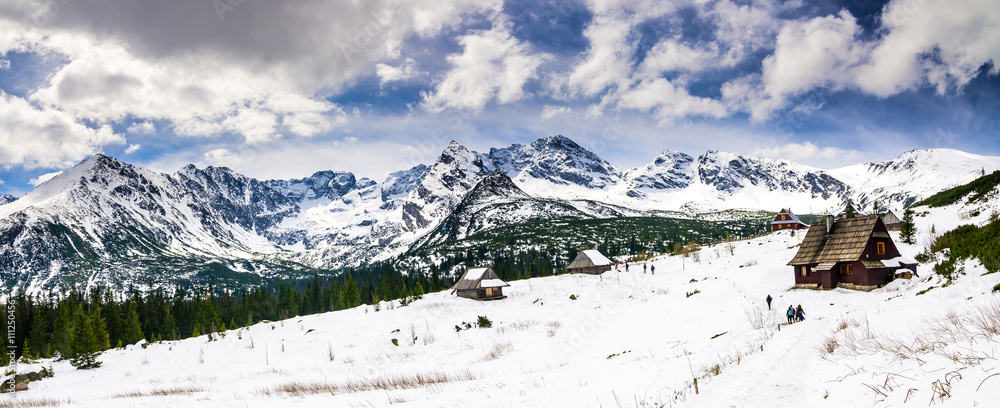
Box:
left=771, top=208, right=809, bottom=232
left=787, top=214, right=917, bottom=291
left=451, top=266, right=510, bottom=300
left=566, top=250, right=614, bottom=274
left=881, top=210, right=902, bottom=231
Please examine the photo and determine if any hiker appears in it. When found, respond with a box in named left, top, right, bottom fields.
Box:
left=625, top=262, right=629, bottom=272
left=650, top=265, right=655, bottom=274
left=643, top=264, right=647, bottom=274
left=766, top=294, right=772, bottom=310
left=786, top=305, right=794, bottom=324
left=796, top=305, right=805, bottom=322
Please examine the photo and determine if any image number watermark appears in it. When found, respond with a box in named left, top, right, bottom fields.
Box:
left=6, top=301, right=15, bottom=393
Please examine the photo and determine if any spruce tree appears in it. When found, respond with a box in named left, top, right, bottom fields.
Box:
left=344, top=274, right=360, bottom=308
left=91, top=308, right=111, bottom=351
left=50, top=302, right=76, bottom=358
left=901, top=208, right=916, bottom=245
left=69, top=312, right=102, bottom=369
left=122, top=302, right=144, bottom=345
left=160, top=303, right=178, bottom=341
left=27, top=306, right=49, bottom=358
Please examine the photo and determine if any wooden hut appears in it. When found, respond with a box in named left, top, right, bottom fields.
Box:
left=881, top=210, right=901, bottom=231
left=770, top=208, right=809, bottom=232
left=566, top=250, right=614, bottom=274
left=787, top=214, right=917, bottom=291
left=836, top=201, right=866, bottom=219
left=452, top=267, right=509, bottom=300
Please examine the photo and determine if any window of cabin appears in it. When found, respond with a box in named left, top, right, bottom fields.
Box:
left=800, top=266, right=807, bottom=277
left=877, top=242, right=885, bottom=255
left=839, top=264, right=853, bottom=275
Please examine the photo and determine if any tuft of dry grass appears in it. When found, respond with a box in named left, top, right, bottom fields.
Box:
left=0, top=398, right=72, bottom=407
left=482, top=341, right=513, bottom=361
left=258, top=370, right=477, bottom=396
left=109, top=386, right=205, bottom=399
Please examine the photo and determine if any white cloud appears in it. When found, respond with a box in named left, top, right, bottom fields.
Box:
left=29, top=171, right=64, bottom=186
left=854, top=0, right=1000, bottom=96
left=0, top=0, right=502, bottom=146
left=0, top=59, right=8, bottom=70
left=423, top=19, right=549, bottom=111
left=617, top=78, right=727, bottom=121
left=540, top=105, right=572, bottom=120
left=125, top=144, right=141, bottom=154
left=376, top=58, right=421, bottom=86
left=202, top=148, right=242, bottom=169
left=0, top=92, right=124, bottom=169
left=127, top=121, right=155, bottom=134
left=548, top=16, right=636, bottom=98
left=751, top=141, right=861, bottom=164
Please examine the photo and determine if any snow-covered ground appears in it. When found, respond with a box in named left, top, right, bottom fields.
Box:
left=8, top=207, right=1000, bottom=407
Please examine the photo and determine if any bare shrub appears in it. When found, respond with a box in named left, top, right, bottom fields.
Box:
left=820, top=336, right=838, bottom=354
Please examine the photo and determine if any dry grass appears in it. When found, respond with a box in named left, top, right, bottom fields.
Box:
left=0, top=398, right=72, bottom=407
left=257, top=370, right=477, bottom=396
left=109, top=386, right=205, bottom=399
left=482, top=341, right=513, bottom=361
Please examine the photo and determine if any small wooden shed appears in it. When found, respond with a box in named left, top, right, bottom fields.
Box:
left=452, top=267, right=509, bottom=300
left=881, top=210, right=901, bottom=231
left=771, top=208, right=809, bottom=232
left=566, top=250, right=614, bottom=274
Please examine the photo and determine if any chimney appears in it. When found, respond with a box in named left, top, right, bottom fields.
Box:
left=826, top=215, right=834, bottom=235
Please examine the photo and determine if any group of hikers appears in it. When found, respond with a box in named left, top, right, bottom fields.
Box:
left=765, top=294, right=806, bottom=324
left=617, top=261, right=655, bottom=274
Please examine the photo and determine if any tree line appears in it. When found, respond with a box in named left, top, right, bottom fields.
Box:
left=2, top=263, right=449, bottom=368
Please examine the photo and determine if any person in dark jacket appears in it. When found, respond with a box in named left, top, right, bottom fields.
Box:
left=766, top=294, right=773, bottom=310
left=795, top=305, right=805, bottom=322
left=786, top=305, right=794, bottom=324
left=650, top=265, right=655, bottom=274
left=643, top=264, right=647, bottom=274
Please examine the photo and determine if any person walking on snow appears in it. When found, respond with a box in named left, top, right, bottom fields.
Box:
left=650, top=265, right=655, bottom=274
left=786, top=305, right=795, bottom=324
left=625, top=262, right=629, bottom=272
left=643, top=264, right=647, bottom=274
left=796, top=305, right=805, bottom=322
left=766, top=294, right=773, bottom=310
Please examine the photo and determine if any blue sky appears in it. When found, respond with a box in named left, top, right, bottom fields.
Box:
left=0, top=0, right=998, bottom=196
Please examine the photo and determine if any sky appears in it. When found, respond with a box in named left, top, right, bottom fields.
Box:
left=0, top=0, right=998, bottom=196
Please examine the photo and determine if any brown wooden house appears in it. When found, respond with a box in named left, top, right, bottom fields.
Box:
left=787, top=214, right=917, bottom=291
left=771, top=208, right=809, bottom=232
left=566, top=250, right=614, bottom=274
left=452, top=267, right=510, bottom=300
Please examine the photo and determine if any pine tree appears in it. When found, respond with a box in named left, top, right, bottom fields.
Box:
left=160, top=303, right=177, bottom=341
left=122, top=302, right=144, bottom=345
left=69, top=312, right=102, bottom=369
left=901, top=208, right=916, bottom=245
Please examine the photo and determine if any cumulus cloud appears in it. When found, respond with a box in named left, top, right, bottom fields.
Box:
left=125, top=144, right=141, bottom=154
left=202, top=148, right=242, bottom=169
left=29, top=171, right=64, bottom=186
left=751, top=141, right=861, bottom=164
left=423, top=19, right=549, bottom=111
left=0, top=92, right=124, bottom=169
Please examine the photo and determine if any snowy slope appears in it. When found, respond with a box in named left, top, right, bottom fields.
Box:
left=17, top=208, right=1000, bottom=407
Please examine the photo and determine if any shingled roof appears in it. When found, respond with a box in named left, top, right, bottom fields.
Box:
left=452, top=267, right=509, bottom=291
left=787, top=215, right=881, bottom=266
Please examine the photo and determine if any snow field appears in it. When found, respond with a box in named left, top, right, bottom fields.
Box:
left=9, top=223, right=1000, bottom=407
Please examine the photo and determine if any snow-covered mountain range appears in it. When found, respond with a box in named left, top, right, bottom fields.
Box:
left=1, top=135, right=997, bottom=293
